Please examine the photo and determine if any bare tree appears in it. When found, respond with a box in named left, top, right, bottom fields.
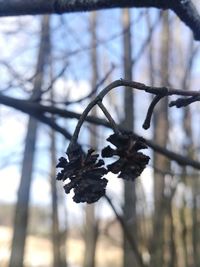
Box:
left=9, top=15, right=50, bottom=267
left=121, top=8, right=139, bottom=267
left=50, top=83, right=67, bottom=266
left=150, top=10, right=170, bottom=267
left=0, top=4, right=200, bottom=267
left=83, top=11, right=99, bottom=267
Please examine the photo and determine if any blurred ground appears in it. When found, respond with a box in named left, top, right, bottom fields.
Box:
left=0, top=226, right=122, bottom=267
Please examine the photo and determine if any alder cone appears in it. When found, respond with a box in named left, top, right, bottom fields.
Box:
left=56, top=145, right=108, bottom=203
left=102, top=133, right=150, bottom=180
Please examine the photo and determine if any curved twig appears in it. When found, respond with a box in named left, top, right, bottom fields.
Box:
left=143, top=94, right=166, bottom=129
left=68, top=78, right=200, bottom=149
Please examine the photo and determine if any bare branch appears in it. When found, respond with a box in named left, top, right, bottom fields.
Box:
left=0, top=1, right=200, bottom=40
left=104, top=195, right=147, bottom=267
left=143, top=94, right=166, bottom=130
left=169, top=96, right=200, bottom=108
left=0, top=89, right=200, bottom=170
left=63, top=64, right=115, bottom=105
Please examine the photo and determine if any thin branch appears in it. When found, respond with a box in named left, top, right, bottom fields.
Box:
left=104, top=195, right=147, bottom=267
left=33, top=61, right=69, bottom=101
left=132, top=12, right=162, bottom=65
left=38, top=114, right=72, bottom=140
left=143, top=94, right=166, bottom=129
left=169, top=96, right=200, bottom=108
left=182, top=38, right=199, bottom=89
left=63, top=64, right=115, bottom=105
left=97, top=101, right=120, bottom=134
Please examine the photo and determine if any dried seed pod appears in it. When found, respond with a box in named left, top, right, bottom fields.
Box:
left=102, top=133, right=150, bottom=181
left=56, top=145, right=108, bottom=203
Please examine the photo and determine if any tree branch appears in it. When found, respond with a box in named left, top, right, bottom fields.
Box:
left=0, top=91, right=200, bottom=170
left=0, top=1, right=200, bottom=40
left=172, top=0, right=200, bottom=41
left=104, top=195, right=147, bottom=267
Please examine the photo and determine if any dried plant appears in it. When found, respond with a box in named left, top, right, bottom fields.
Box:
left=56, top=79, right=200, bottom=203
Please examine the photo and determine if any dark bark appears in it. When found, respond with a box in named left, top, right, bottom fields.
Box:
left=0, top=1, right=200, bottom=41
left=9, top=15, right=50, bottom=267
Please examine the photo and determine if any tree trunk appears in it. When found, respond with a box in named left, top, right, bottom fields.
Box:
left=192, top=180, right=200, bottom=267
left=50, top=91, right=67, bottom=267
left=50, top=126, right=62, bottom=267
left=83, top=204, right=98, bottom=267
left=121, top=8, right=138, bottom=267
left=9, top=15, right=50, bottom=267
left=83, top=11, right=98, bottom=267
left=150, top=10, right=170, bottom=267
left=180, top=37, right=196, bottom=267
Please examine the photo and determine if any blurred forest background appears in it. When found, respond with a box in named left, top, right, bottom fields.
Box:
left=0, top=2, right=200, bottom=267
